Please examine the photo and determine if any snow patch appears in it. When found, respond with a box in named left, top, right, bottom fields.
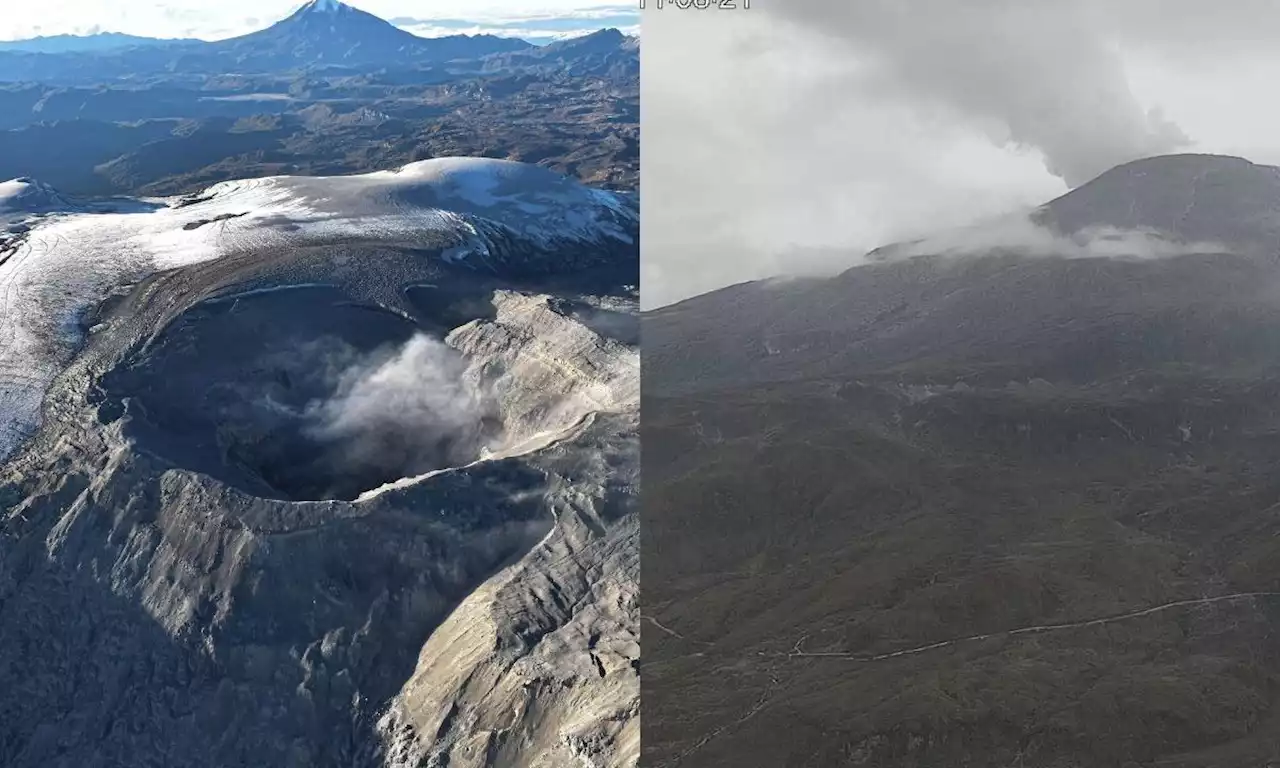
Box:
left=302, top=0, right=348, bottom=13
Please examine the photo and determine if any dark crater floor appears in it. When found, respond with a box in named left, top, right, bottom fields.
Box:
left=97, top=284, right=503, bottom=501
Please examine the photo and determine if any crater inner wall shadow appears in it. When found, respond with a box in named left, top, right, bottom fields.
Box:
left=101, top=285, right=500, bottom=501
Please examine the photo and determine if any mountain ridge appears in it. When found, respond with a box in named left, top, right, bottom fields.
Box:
left=0, top=32, right=199, bottom=53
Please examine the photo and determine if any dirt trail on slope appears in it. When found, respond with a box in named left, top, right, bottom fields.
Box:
left=771, top=591, right=1280, bottom=663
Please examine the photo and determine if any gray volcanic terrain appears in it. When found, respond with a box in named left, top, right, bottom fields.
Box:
left=644, top=154, right=1280, bottom=767
left=0, top=158, right=639, bottom=767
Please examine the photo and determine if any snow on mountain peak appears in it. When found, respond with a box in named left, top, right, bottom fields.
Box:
left=302, top=0, right=349, bottom=13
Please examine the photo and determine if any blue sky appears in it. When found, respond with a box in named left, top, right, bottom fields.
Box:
left=0, top=1, right=639, bottom=43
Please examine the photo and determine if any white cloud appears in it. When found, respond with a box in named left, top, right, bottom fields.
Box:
left=641, top=9, right=1065, bottom=308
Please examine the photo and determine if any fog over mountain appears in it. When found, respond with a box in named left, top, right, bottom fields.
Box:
left=642, top=0, right=1280, bottom=308
left=642, top=2, right=1280, bottom=765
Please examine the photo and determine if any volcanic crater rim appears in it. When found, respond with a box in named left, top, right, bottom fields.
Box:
left=96, top=281, right=611, bottom=503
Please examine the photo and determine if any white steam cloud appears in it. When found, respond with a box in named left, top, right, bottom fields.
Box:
left=750, top=0, right=1191, bottom=187
left=304, top=333, right=500, bottom=479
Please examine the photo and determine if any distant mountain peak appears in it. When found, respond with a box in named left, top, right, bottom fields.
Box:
left=299, top=0, right=354, bottom=14
left=286, top=0, right=365, bottom=23
left=244, top=0, right=425, bottom=54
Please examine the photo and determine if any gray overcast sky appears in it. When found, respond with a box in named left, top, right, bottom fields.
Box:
left=641, top=0, right=1280, bottom=309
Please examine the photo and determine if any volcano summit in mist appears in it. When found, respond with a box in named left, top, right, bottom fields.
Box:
left=645, top=153, right=1280, bottom=767
left=0, top=157, right=639, bottom=767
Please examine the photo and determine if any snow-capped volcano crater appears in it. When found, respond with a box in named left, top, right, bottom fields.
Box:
left=94, top=277, right=638, bottom=502
left=0, top=158, right=638, bottom=471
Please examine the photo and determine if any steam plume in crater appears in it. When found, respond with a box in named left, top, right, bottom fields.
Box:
left=303, top=333, right=500, bottom=483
